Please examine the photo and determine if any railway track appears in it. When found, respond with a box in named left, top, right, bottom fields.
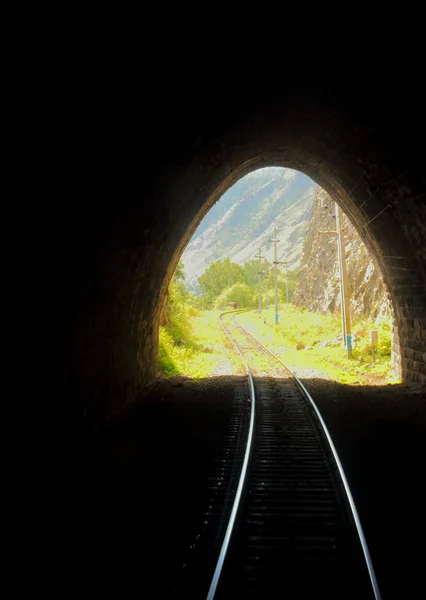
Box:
left=177, top=310, right=381, bottom=599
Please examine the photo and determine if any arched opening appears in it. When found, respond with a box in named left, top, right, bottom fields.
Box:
left=67, top=94, right=425, bottom=418
left=161, top=165, right=399, bottom=385
left=150, top=143, right=423, bottom=406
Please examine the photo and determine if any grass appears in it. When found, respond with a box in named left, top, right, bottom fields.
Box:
left=158, top=310, right=243, bottom=378
left=236, top=305, right=398, bottom=385
left=158, top=303, right=397, bottom=385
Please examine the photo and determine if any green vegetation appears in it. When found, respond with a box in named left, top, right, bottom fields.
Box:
left=158, top=262, right=242, bottom=377
left=158, top=258, right=394, bottom=386
left=159, top=310, right=243, bottom=377
left=214, top=282, right=253, bottom=309
left=237, top=306, right=396, bottom=384
left=198, top=258, right=245, bottom=307
left=158, top=263, right=197, bottom=375
left=197, top=256, right=298, bottom=310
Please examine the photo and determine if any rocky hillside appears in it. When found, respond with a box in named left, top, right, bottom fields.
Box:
left=182, top=168, right=315, bottom=292
left=293, top=188, right=390, bottom=319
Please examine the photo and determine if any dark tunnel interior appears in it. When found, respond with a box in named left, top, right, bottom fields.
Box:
left=39, top=58, right=426, bottom=597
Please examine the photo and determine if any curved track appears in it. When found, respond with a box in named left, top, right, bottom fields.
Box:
left=174, top=310, right=381, bottom=599
left=206, top=310, right=381, bottom=599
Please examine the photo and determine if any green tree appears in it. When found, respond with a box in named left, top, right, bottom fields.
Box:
left=198, top=258, right=245, bottom=306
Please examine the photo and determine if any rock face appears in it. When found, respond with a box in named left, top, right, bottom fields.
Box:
left=293, top=188, right=391, bottom=320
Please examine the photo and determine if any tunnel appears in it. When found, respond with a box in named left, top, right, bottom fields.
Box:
left=64, top=77, right=425, bottom=420
left=47, top=63, right=426, bottom=598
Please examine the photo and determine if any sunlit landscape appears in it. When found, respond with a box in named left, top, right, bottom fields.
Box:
left=159, top=306, right=394, bottom=384
left=158, top=168, right=396, bottom=385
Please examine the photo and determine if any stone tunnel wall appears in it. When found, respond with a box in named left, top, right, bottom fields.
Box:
left=62, top=77, right=426, bottom=420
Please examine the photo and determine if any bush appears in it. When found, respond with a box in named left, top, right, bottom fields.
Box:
left=214, top=282, right=254, bottom=309
left=158, top=266, right=202, bottom=375
left=158, top=328, right=180, bottom=375
left=166, top=279, right=199, bottom=347
left=377, top=319, right=391, bottom=356
left=347, top=316, right=392, bottom=359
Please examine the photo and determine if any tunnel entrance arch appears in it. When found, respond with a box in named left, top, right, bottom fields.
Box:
left=69, top=93, right=426, bottom=417
left=160, top=144, right=421, bottom=389
left=173, top=165, right=398, bottom=379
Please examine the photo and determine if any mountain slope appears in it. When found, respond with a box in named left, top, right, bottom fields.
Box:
left=181, top=168, right=315, bottom=291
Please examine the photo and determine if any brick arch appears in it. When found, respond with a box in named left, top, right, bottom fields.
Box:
left=65, top=83, right=425, bottom=418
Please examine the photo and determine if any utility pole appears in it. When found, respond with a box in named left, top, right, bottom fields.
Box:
left=318, top=203, right=352, bottom=358
left=270, top=228, right=280, bottom=324
left=255, top=248, right=264, bottom=314
left=335, top=203, right=352, bottom=357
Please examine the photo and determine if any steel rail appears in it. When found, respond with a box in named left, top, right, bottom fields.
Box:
left=232, top=314, right=382, bottom=600
left=205, top=311, right=256, bottom=600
